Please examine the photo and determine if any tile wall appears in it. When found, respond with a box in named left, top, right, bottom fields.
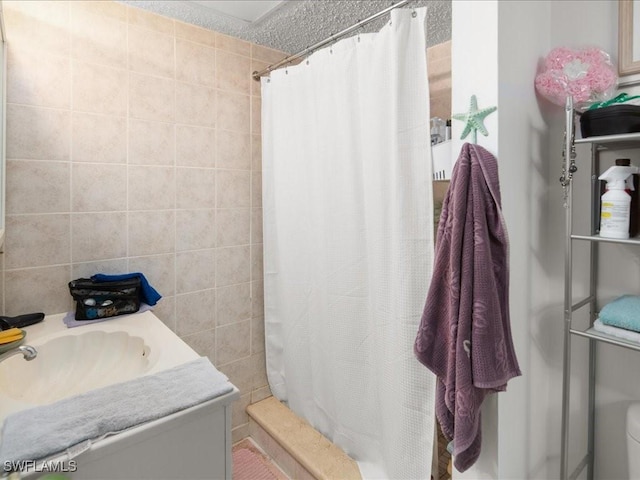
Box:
left=1, top=0, right=284, bottom=441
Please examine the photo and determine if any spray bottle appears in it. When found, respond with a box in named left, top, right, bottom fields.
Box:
left=599, top=160, right=639, bottom=239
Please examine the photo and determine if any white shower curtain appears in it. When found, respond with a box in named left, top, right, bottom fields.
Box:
left=261, top=8, right=435, bottom=479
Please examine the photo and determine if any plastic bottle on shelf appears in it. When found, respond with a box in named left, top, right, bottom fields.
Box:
left=599, top=160, right=639, bottom=239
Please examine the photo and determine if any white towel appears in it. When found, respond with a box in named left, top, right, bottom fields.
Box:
left=0, top=357, right=234, bottom=464
left=593, top=318, right=640, bottom=344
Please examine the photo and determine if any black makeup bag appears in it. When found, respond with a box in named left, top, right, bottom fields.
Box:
left=68, top=277, right=142, bottom=320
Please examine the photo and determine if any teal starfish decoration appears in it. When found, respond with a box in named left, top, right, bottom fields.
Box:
left=452, top=95, right=497, bottom=144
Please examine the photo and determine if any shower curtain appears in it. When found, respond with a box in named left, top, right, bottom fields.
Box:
left=261, top=8, right=435, bottom=479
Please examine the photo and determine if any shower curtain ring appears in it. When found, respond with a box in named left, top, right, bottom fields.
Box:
left=412, top=10, right=417, bottom=18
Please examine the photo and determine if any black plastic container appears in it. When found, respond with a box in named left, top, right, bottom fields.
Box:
left=580, top=105, right=640, bottom=137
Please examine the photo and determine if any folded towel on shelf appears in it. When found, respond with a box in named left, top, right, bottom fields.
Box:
left=593, top=318, right=640, bottom=344
left=0, top=357, right=234, bottom=464
left=91, top=272, right=162, bottom=306
left=599, top=295, right=640, bottom=333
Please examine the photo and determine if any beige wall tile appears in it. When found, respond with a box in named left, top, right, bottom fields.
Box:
left=71, top=212, right=127, bottom=262
left=216, top=245, right=250, bottom=287
left=128, top=119, right=175, bottom=166
left=251, top=208, right=263, bottom=245
left=128, top=25, right=175, bottom=79
left=218, top=356, right=252, bottom=393
left=71, top=6, right=127, bottom=69
left=129, top=72, right=175, bottom=122
left=216, top=51, right=251, bottom=95
left=3, top=1, right=71, bottom=56
left=251, top=316, right=265, bottom=355
left=71, top=1, right=128, bottom=21
left=175, top=209, right=216, bottom=252
left=251, top=172, right=262, bottom=208
left=251, top=60, right=268, bottom=97
left=216, top=321, right=251, bottom=365
left=5, top=214, right=70, bottom=269
left=217, top=170, right=250, bottom=208
left=6, top=160, right=70, bottom=214
left=251, top=96, right=261, bottom=135
left=216, top=208, right=250, bottom=248
left=217, top=91, right=250, bottom=133
left=232, top=393, right=251, bottom=429
left=153, top=295, right=176, bottom=331
left=71, top=258, right=129, bottom=280
left=127, top=5, right=174, bottom=35
left=73, top=62, right=127, bottom=116
left=175, top=82, right=216, bottom=127
left=176, top=125, right=215, bottom=168
left=251, top=135, right=262, bottom=171
left=128, top=210, right=175, bottom=256
left=181, top=328, right=216, bottom=361
left=251, top=44, right=288, bottom=64
left=217, top=130, right=251, bottom=170
left=128, top=166, right=176, bottom=211
left=175, top=289, right=215, bottom=335
left=7, top=47, right=70, bottom=109
left=217, top=33, right=250, bottom=57
left=72, top=113, right=127, bottom=164
left=251, top=245, right=263, bottom=282
left=232, top=424, right=250, bottom=444
left=128, top=253, right=176, bottom=297
left=176, top=168, right=216, bottom=209
left=251, top=280, right=264, bottom=319
left=4, top=265, right=72, bottom=316
left=175, top=249, right=216, bottom=294
left=7, top=104, right=70, bottom=160
left=217, top=282, right=251, bottom=326
left=72, top=163, right=127, bottom=212
left=175, top=21, right=216, bottom=48
left=176, top=39, right=216, bottom=87
left=251, top=352, right=268, bottom=390
left=251, top=385, right=271, bottom=404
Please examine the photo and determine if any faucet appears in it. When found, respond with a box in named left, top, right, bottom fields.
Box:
left=0, top=345, right=37, bottom=363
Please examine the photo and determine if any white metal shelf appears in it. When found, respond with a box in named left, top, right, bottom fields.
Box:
left=570, top=327, right=640, bottom=353
left=575, top=131, right=640, bottom=148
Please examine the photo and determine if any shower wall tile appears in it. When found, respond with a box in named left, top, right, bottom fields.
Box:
left=72, top=62, right=127, bottom=116
left=128, top=25, right=175, bottom=79
left=217, top=130, right=251, bottom=170
left=251, top=97, right=262, bottom=135
left=128, top=119, right=175, bottom=166
left=5, top=214, right=70, bottom=269
left=72, top=113, right=127, bottom=164
left=175, top=21, right=216, bottom=48
left=175, top=289, right=216, bottom=336
left=176, top=39, right=216, bottom=87
left=2, top=1, right=284, bottom=430
left=175, top=167, right=216, bottom=209
left=128, top=166, right=175, bottom=211
left=216, top=320, right=251, bottom=365
left=176, top=125, right=216, bottom=168
left=128, top=253, right=176, bottom=297
left=175, top=249, right=216, bottom=294
left=6, top=104, right=70, bottom=161
left=128, top=210, right=176, bottom=256
left=217, top=51, right=251, bottom=95
left=251, top=60, right=268, bottom=97
left=7, top=47, right=71, bottom=109
left=129, top=72, right=175, bottom=122
left=216, top=208, right=250, bottom=248
left=6, top=160, right=70, bottom=215
left=217, top=91, right=250, bottom=133
left=71, top=212, right=127, bottom=262
left=72, top=163, right=127, bottom=212
left=4, top=265, right=72, bottom=316
left=175, top=81, right=216, bottom=127
left=217, top=33, right=251, bottom=57
left=71, top=7, right=127, bottom=69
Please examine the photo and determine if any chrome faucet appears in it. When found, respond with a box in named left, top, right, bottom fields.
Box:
left=0, top=345, right=37, bottom=363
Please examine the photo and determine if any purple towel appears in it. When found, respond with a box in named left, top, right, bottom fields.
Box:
left=414, top=143, right=521, bottom=472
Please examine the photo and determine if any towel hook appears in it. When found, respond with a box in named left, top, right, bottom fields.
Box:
left=451, top=95, right=497, bottom=144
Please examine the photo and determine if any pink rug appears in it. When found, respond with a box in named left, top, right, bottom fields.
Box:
left=233, top=440, right=288, bottom=480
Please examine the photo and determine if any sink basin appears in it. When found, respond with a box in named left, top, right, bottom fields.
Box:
left=0, top=330, right=152, bottom=404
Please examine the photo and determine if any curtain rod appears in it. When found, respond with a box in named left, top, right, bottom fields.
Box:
left=252, top=0, right=413, bottom=81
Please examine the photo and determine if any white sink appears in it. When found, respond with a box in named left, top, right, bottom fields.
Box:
left=0, top=330, right=152, bottom=404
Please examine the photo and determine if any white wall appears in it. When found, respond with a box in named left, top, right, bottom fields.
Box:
left=452, top=1, right=634, bottom=478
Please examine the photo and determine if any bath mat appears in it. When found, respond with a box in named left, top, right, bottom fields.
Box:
left=233, top=440, right=288, bottom=480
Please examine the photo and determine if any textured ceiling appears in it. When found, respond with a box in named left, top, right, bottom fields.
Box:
left=120, top=1, right=451, bottom=54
